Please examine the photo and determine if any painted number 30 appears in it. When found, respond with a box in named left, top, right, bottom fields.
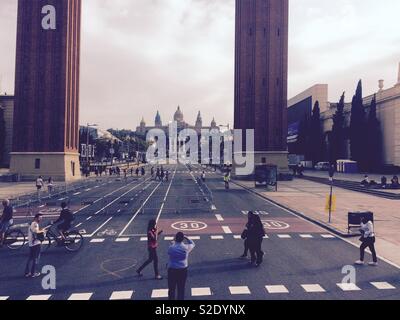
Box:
left=172, top=221, right=208, bottom=231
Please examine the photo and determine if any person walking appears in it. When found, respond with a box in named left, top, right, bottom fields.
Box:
left=355, top=217, right=378, bottom=266
left=240, top=212, right=255, bottom=259
left=224, top=172, right=230, bottom=190
left=165, top=171, right=169, bottom=182
left=167, top=232, right=195, bottom=301
left=247, top=215, right=266, bottom=267
left=0, top=200, right=14, bottom=247
left=201, top=171, right=206, bottom=183
left=141, top=167, right=145, bottom=176
left=35, top=176, right=44, bottom=200
left=47, top=177, right=54, bottom=194
left=136, top=219, right=163, bottom=280
left=25, top=214, right=45, bottom=278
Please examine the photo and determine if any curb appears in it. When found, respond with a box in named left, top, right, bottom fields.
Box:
left=232, top=180, right=359, bottom=239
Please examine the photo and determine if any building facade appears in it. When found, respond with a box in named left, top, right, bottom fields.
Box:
left=136, top=106, right=219, bottom=137
left=11, top=0, right=82, bottom=181
left=0, top=95, right=14, bottom=168
left=234, top=0, right=289, bottom=173
left=287, top=64, right=400, bottom=167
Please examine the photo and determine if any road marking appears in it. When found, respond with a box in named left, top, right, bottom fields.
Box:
left=192, top=288, right=212, bottom=297
left=73, top=192, right=81, bottom=196
left=86, top=216, right=93, bottom=221
left=234, top=235, right=242, bottom=240
left=26, top=295, right=52, bottom=300
left=11, top=241, right=25, bottom=247
left=115, top=238, right=130, bottom=242
left=277, top=234, right=292, bottom=239
left=211, top=235, right=224, bottom=240
left=337, top=283, right=361, bottom=291
left=266, top=285, right=289, bottom=294
left=321, top=234, right=336, bottom=239
left=87, top=217, right=113, bottom=238
left=155, top=166, right=177, bottom=223
left=188, top=236, right=201, bottom=240
left=75, top=223, right=82, bottom=228
left=300, top=234, right=314, bottom=239
left=370, top=282, right=396, bottom=290
left=222, top=226, right=232, bottom=234
left=68, top=293, right=93, bottom=300
left=0, top=296, right=9, bottom=300
left=140, top=237, right=147, bottom=242
left=85, top=189, right=91, bottom=192
left=151, top=289, right=169, bottom=299
left=215, top=214, right=224, bottom=221
left=90, top=239, right=105, bottom=243
left=110, top=291, right=134, bottom=300
left=165, top=236, right=174, bottom=241
left=58, top=198, right=66, bottom=201
left=301, top=284, right=326, bottom=293
left=118, top=182, right=163, bottom=237
left=229, top=286, right=251, bottom=295
left=211, top=205, right=217, bottom=211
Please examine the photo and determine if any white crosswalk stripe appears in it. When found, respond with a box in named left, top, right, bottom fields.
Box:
left=321, top=234, right=336, bottom=239
left=370, top=282, right=396, bottom=290
left=115, top=238, right=130, bottom=242
left=90, top=239, right=105, bottom=243
left=109, top=291, right=134, bottom=300
left=211, top=235, right=224, bottom=240
left=301, top=284, right=326, bottom=293
left=277, top=234, right=292, bottom=239
left=229, top=286, right=251, bottom=295
left=300, top=234, right=314, bottom=239
left=266, top=285, right=289, bottom=294
left=26, top=295, right=52, bottom=301
left=192, top=288, right=212, bottom=297
left=0, top=296, right=9, bottom=300
left=337, top=283, right=361, bottom=291
left=68, top=293, right=93, bottom=300
left=222, top=226, right=232, bottom=234
left=151, top=289, right=169, bottom=299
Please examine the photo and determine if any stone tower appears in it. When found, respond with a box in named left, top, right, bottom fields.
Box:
left=234, top=0, right=289, bottom=173
left=11, top=0, right=82, bottom=181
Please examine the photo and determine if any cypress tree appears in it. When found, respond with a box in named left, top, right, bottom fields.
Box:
left=349, top=80, right=367, bottom=170
left=366, top=94, right=382, bottom=171
left=309, top=101, right=324, bottom=165
left=331, top=92, right=346, bottom=162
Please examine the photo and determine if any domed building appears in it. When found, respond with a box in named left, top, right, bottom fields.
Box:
left=136, top=106, right=220, bottom=137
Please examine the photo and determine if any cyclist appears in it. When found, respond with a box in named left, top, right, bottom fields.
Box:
left=53, top=202, right=74, bottom=240
left=0, top=199, right=14, bottom=247
left=224, top=172, right=231, bottom=190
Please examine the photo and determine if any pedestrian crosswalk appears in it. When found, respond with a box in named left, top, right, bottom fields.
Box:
left=85, top=233, right=338, bottom=245
left=2, top=281, right=397, bottom=300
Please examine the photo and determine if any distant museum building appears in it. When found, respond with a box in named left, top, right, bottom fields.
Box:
left=136, top=106, right=220, bottom=136
left=287, top=63, right=400, bottom=167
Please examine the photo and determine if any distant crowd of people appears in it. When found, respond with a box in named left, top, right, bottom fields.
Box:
left=361, top=175, right=400, bottom=189
left=150, top=166, right=170, bottom=182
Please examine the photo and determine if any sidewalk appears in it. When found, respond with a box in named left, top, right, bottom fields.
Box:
left=235, top=178, right=400, bottom=267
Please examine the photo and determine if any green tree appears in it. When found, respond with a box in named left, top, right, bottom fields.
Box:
left=0, top=107, right=6, bottom=166
left=366, top=94, right=382, bottom=171
left=331, top=92, right=346, bottom=163
left=349, top=80, right=367, bottom=170
left=309, top=101, right=324, bottom=165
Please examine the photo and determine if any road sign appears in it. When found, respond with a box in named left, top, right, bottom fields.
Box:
left=171, top=221, right=208, bottom=232
left=325, top=195, right=336, bottom=212
left=262, top=220, right=290, bottom=230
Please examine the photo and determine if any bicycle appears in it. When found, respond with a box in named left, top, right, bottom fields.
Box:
left=2, top=224, right=26, bottom=250
left=42, top=223, right=84, bottom=253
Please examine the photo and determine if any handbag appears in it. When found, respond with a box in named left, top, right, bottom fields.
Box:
left=241, top=229, right=248, bottom=240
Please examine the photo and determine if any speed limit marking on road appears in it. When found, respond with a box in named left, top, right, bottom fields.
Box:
left=262, top=220, right=290, bottom=230
left=171, top=221, right=208, bottom=232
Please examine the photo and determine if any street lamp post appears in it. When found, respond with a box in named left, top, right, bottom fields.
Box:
left=86, top=123, right=98, bottom=177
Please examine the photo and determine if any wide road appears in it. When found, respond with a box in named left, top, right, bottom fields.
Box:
left=1, top=163, right=399, bottom=300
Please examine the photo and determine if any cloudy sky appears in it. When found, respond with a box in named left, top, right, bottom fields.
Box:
left=0, top=0, right=399, bottom=130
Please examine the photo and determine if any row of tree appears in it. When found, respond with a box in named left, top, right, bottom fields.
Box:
left=0, top=107, right=6, bottom=166
left=294, top=80, right=382, bottom=172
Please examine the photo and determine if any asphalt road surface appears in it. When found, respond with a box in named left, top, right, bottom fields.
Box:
left=1, top=164, right=399, bottom=300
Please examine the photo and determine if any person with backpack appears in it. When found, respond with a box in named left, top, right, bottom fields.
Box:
left=247, top=215, right=266, bottom=267
left=25, top=214, right=45, bottom=278
left=136, top=219, right=163, bottom=280
left=53, top=202, right=75, bottom=240
left=355, top=217, right=378, bottom=266
left=240, top=211, right=255, bottom=259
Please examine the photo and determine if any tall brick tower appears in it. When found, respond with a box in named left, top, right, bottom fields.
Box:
left=234, top=0, right=289, bottom=174
left=11, top=0, right=82, bottom=181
